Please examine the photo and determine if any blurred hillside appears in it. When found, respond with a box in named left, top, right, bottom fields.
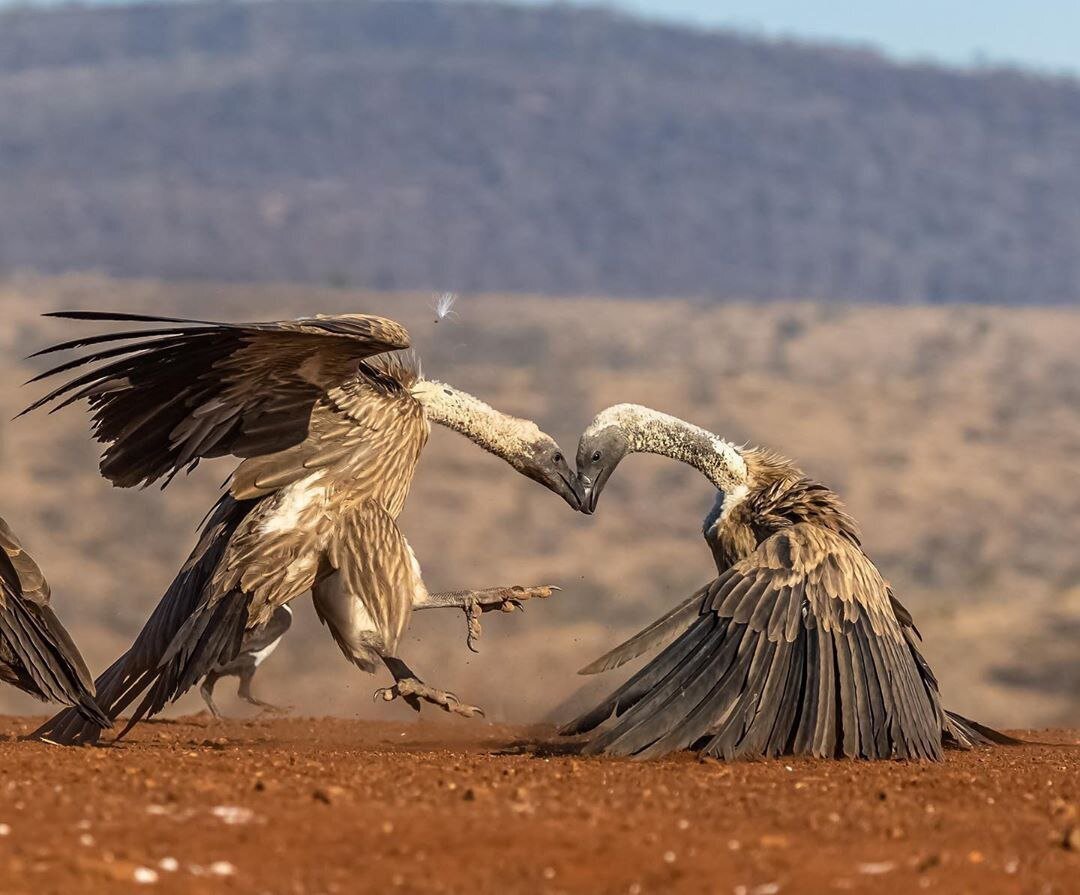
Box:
left=0, top=275, right=1076, bottom=728
left=4, top=0, right=1080, bottom=303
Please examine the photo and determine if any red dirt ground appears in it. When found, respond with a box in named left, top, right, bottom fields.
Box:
left=0, top=715, right=1076, bottom=894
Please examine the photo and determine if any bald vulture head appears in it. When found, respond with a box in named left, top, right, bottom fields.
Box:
left=575, top=403, right=748, bottom=513
left=511, top=421, right=585, bottom=511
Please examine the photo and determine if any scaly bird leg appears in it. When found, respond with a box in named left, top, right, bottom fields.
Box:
left=414, top=585, right=560, bottom=651
left=200, top=671, right=224, bottom=720
left=238, top=665, right=288, bottom=715
left=374, top=656, right=484, bottom=719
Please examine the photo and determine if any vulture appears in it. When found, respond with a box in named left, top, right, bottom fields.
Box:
left=561, top=403, right=1014, bottom=760
left=0, top=515, right=107, bottom=725
left=26, top=311, right=580, bottom=745
left=199, top=604, right=293, bottom=718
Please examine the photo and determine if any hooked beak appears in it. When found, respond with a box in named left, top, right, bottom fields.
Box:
left=571, top=475, right=587, bottom=511
left=578, top=474, right=597, bottom=515
left=549, top=470, right=586, bottom=512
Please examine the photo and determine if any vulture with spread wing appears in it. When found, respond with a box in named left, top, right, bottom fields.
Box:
left=561, top=403, right=1014, bottom=760
left=27, top=311, right=580, bottom=745
left=0, top=515, right=107, bottom=725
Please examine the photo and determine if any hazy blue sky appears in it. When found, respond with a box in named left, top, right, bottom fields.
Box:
left=590, top=1, right=1080, bottom=74
left=6, top=1, right=1080, bottom=76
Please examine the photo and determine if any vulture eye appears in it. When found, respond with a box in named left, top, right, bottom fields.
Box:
left=552, top=452, right=563, bottom=464
left=591, top=450, right=602, bottom=462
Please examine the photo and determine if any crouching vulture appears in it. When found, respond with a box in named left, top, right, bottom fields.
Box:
left=25, top=311, right=581, bottom=744
left=562, top=403, right=1015, bottom=761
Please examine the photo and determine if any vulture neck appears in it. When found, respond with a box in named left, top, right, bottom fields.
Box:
left=411, top=379, right=537, bottom=468
left=606, top=404, right=748, bottom=493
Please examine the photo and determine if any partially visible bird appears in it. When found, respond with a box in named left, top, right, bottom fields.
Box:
left=200, top=605, right=293, bottom=719
left=26, top=311, right=579, bottom=745
left=562, top=404, right=1015, bottom=761
left=0, top=515, right=108, bottom=726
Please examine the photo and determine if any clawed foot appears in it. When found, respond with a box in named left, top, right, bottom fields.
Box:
left=374, top=678, right=485, bottom=719
left=246, top=699, right=289, bottom=715
left=464, top=585, right=560, bottom=652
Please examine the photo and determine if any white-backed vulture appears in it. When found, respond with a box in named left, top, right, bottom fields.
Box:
left=561, top=403, right=1014, bottom=761
left=25, top=311, right=580, bottom=745
left=199, top=604, right=293, bottom=718
left=0, top=515, right=107, bottom=725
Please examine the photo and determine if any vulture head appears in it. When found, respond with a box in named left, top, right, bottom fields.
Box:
left=516, top=433, right=586, bottom=511
left=574, top=420, right=631, bottom=514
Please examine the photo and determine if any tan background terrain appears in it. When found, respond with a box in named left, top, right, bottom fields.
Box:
left=0, top=275, right=1077, bottom=730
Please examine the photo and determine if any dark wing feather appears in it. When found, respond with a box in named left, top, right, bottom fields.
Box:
left=23, top=311, right=411, bottom=489
left=0, top=517, right=107, bottom=726
left=563, top=523, right=954, bottom=760
left=558, top=615, right=717, bottom=737
left=31, top=496, right=257, bottom=745
left=576, top=582, right=712, bottom=675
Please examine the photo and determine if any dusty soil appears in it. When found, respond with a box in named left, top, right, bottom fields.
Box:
left=0, top=717, right=1076, bottom=894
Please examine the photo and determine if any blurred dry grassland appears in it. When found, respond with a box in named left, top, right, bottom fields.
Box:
left=0, top=275, right=1077, bottom=728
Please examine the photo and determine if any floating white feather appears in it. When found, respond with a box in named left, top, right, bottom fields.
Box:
left=432, top=292, right=459, bottom=323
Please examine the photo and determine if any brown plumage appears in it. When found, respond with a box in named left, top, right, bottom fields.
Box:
left=0, top=516, right=108, bottom=726
left=26, top=311, right=578, bottom=745
left=563, top=404, right=1014, bottom=760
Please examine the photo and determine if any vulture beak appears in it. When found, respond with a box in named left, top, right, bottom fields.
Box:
left=570, top=475, right=588, bottom=511
left=579, top=474, right=597, bottom=515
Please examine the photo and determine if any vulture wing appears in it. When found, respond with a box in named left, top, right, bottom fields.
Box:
left=576, top=585, right=708, bottom=676
left=0, top=517, right=107, bottom=726
left=23, top=311, right=411, bottom=488
left=32, top=495, right=260, bottom=745
left=562, top=523, right=949, bottom=760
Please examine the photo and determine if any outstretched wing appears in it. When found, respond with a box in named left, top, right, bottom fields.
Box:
left=577, top=585, right=708, bottom=676
left=0, top=517, right=107, bottom=725
left=23, top=311, right=411, bottom=488
left=563, top=523, right=946, bottom=761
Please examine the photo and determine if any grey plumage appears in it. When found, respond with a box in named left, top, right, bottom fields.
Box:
left=566, top=407, right=1016, bottom=760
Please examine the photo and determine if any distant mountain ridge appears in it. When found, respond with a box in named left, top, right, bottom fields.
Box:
left=2, top=0, right=1080, bottom=303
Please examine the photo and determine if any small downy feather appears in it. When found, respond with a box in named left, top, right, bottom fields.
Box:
left=432, top=292, right=459, bottom=324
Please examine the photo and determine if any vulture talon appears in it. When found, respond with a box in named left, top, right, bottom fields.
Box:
left=465, top=598, right=485, bottom=652
left=457, top=585, right=559, bottom=651
left=376, top=677, right=483, bottom=718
